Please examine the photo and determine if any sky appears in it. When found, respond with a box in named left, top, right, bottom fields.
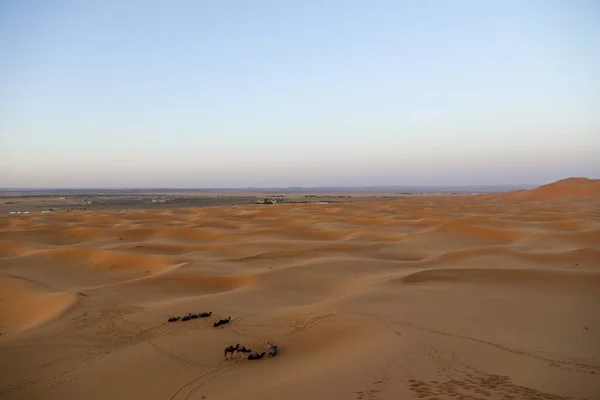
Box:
left=0, top=0, right=598, bottom=188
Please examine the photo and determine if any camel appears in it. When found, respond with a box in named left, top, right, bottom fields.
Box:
left=213, top=316, right=231, bottom=327
left=224, top=345, right=237, bottom=359
left=247, top=351, right=266, bottom=360
left=235, top=344, right=252, bottom=358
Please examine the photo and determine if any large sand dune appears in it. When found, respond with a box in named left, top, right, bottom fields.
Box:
left=487, top=177, right=600, bottom=202
left=1, top=179, right=599, bottom=399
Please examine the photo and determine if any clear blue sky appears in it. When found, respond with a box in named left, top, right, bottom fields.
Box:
left=1, top=0, right=598, bottom=188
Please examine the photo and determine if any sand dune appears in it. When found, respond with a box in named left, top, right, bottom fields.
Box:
left=0, top=240, right=31, bottom=257
left=400, top=267, right=600, bottom=289
left=0, top=275, right=77, bottom=334
left=0, top=179, right=599, bottom=400
left=106, top=241, right=205, bottom=255
left=31, top=247, right=170, bottom=274
left=423, top=219, right=526, bottom=243
left=489, top=177, right=600, bottom=202
left=145, top=272, right=254, bottom=293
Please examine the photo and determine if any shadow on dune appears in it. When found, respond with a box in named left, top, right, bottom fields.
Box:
left=0, top=274, right=79, bottom=335
left=398, top=268, right=600, bottom=292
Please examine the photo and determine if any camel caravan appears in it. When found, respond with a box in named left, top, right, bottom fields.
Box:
left=224, top=341, right=278, bottom=361
left=167, top=311, right=212, bottom=322
left=166, top=312, right=280, bottom=361
left=167, top=313, right=232, bottom=327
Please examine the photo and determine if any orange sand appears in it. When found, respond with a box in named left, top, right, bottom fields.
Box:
left=0, top=178, right=599, bottom=400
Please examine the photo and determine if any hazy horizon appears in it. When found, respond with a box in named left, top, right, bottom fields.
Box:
left=0, top=182, right=542, bottom=193
left=1, top=1, right=599, bottom=188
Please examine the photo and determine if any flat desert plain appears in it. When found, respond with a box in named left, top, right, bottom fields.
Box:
left=1, top=179, right=599, bottom=400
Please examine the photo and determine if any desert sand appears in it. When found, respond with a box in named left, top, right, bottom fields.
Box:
left=1, top=178, right=599, bottom=400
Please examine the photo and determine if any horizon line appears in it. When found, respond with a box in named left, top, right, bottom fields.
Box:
left=0, top=183, right=539, bottom=191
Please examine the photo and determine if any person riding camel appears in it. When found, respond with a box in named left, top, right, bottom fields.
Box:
left=235, top=344, right=252, bottom=357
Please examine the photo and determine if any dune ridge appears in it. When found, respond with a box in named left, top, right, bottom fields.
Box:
left=489, top=177, right=600, bottom=202
left=0, top=275, right=78, bottom=334
left=0, top=178, right=599, bottom=400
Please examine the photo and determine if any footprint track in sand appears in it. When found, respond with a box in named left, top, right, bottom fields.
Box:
left=146, top=339, right=198, bottom=367
left=30, top=306, right=204, bottom=387
left=14, top=307, right=240, bottom=397
left=0, top=308, right=159, bottom=395
left=285, top=313, right=337, bottom=337
left=407, top=373, right=578, bottom=400
left=169, top=361, right=242, bottom=400
left=228, top=313, right=258, bottom=337
left=404, top=321, right=600, bottom=375
left=355, top=376, right=390, bottom=399
left=409, top=343, right=584, bottom=400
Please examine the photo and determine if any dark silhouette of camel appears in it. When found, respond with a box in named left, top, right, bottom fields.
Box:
left=224, top=345, right=237, bottom=359
left=213, top=316, right=231, bottom=327
left=247, top=352, right=266, bottom=360
left=167, top=311, right=212, bottom=323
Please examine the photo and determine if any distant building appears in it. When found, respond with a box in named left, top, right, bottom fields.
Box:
left=256, top=198, right=276, bottom=204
